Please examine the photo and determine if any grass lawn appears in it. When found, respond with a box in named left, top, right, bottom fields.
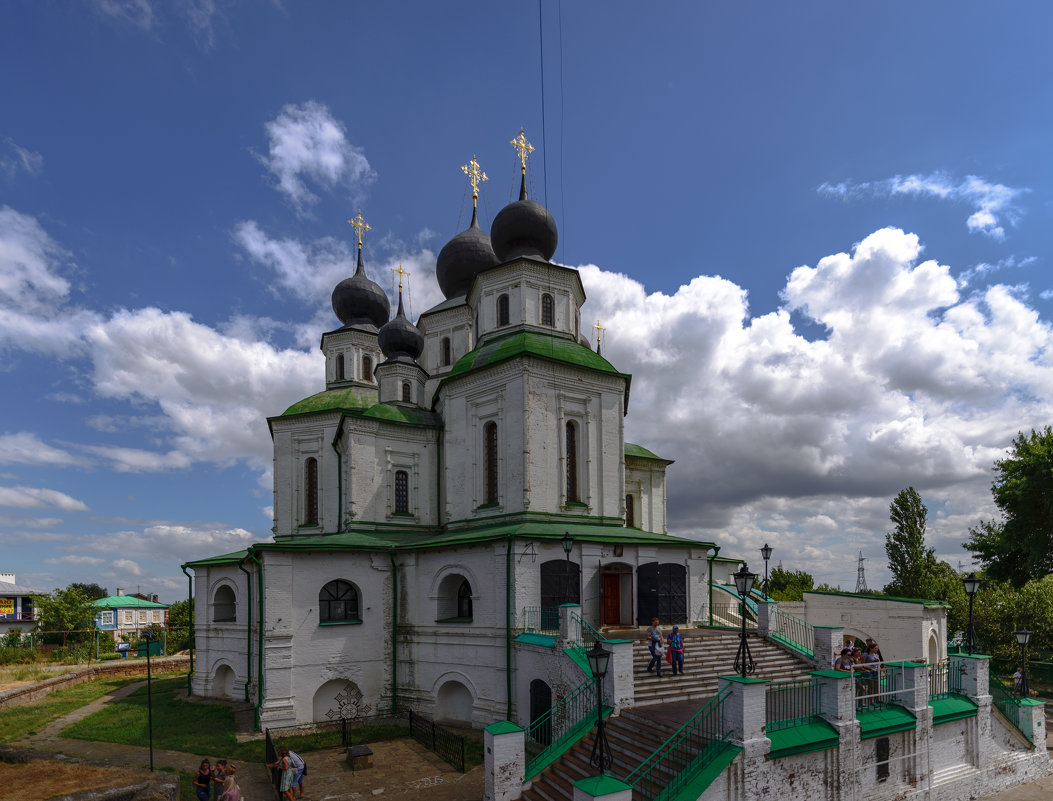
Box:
left=0, top=675, right=148, bottom=744
left=62, top=677, right=410, bottom=762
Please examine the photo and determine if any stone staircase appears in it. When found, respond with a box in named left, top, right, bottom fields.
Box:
left=521, top=630, right=816, bottom=801
left=631, top=630, right=815, bottom=707
left=521, top=708, right=684, bottom=801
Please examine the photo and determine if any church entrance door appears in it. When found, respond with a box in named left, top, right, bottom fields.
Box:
left=601, top=573, right=620, bottom=625
left=636, top=562, right=687, bottom=624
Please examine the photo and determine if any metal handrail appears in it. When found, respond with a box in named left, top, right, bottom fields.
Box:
left=768, top=605, right=814, bottom=657
left=625, top=687, right=733, bottom=801
left=524, top=676, right=599, bottom=778
left=928, top=658, right=965, bottom=699
left=766, top=678, right=823, bottom=731
left=989, top=673, right=1033, bottom=744
left=569, top=612, right=609, bottom=650
left=519, top=606, right=559, bottom=635
left=708, top=601, right=757, bottom=630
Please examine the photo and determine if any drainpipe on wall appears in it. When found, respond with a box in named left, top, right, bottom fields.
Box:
left=237, top=556, right=253, bottom=704
left=332, top=422, right=344, bottom=532
left=388, top=549, right=399, bottom=715
left=180, top=565, right=194, bottom=696
left=707, top=546, right=720, bottom=628
left=506, top=535, right=514, bottom=720
left=245, top=547, right=265, bottom=731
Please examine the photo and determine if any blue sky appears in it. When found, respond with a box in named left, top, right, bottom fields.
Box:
left=2, top=1, right=1051, bottom=601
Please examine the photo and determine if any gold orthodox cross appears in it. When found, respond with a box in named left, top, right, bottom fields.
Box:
left=348, top=210, right=371, bottom=247
left=593, top=319, right=605, bottom=349
left=461, top=156, right=488, bottom=205
left=510, top=129, right=534, bottom=174
left=391, top=262, right=410, bottom=293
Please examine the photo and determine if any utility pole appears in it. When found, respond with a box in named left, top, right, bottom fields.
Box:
left=855, top=552, right=869, bottom=593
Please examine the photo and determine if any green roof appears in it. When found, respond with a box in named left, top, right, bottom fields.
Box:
left=183, top=549, right=250, bottom=569
left=194, top=518, right=716, bottom=564
left=91, top=595, right=168, bottom=609
left=361, top=403, right=441, bottom=427
left=276, top=385, right=377, bottom=418
left=447, top=331, right=628, bottom=382
left=804, top=589, right=951, bottom=608
left=624, top=442, right=674, bottom=464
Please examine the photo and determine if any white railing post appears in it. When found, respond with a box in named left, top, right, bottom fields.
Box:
left=558, top=603, right=582, bottom=647
left=484, top=721, right=525, bottom=801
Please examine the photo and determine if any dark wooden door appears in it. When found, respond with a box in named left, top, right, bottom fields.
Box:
left=601, top=573, right=620, bottom=625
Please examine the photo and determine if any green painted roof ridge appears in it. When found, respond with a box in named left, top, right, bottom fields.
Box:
left=446, top=330, right=628, bottom=381
left=91, top=595, right=168, bottom=608
left=804, top=589, right=950, bottom=607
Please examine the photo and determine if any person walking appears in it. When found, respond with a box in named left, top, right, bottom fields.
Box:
left=645, top=617, right=664, bottom=677
left=668, top=626, right=685, bottom=675
left=267, top=746, right=295, bottom=801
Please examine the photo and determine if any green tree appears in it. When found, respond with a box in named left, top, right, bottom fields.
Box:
left=768, top=567, right=814, bottom=602
left=884, top=487, right=939, bottom=598
left=67, top=582, right=108, bottom=600
left=966, top=427, right=1053, bottom=587
left=33, top=586, right=95, bottom=646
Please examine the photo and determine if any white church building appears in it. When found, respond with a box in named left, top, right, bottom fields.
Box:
left=185, top=138, right=719, bottom=730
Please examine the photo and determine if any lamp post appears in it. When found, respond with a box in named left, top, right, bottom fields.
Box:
left=733, top=564, right=757, bottom=678
left=1015, top=628, right=1031, bottom=698
left=141, top=628, right=155, bottom=770
left=760, top=544, right=773, bottom=597
left=586, top=641, right=613, bottom=772
left=962, top=572, right=981, bottom=655
left=561, top=532, right=575, bottom=604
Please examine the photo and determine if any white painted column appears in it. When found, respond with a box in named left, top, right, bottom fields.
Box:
left=603, top=639, right=635, bottom=714
left=558, top=603, right=582, bottom=646
left=484, top=721, right=525, bottom=801
left=756, top=601, right=774, bottom=638
left=719, top=675, right=771, bottom=797
left=957, top=654, right=993, bottom=770
left=572, top=775, right=633, bottom=801
left=812, top=624, right=844, bottom=670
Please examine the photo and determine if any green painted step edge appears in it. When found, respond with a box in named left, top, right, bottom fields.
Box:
left=523, top=705, right=612, bottom=781
left=767, top=719, right=840, bottom=759
left=668, top=742, right=742, bottom=801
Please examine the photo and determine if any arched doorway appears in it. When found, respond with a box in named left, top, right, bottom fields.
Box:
left=313, top=679, right=371, bottom=722
left=212, top=664, right=235, bottom=698
left=529, top=680, right=552, bottom=746
left=928, top=633, right=939, bottom=664
left=636, top=562, right=687, bottom=624
left=540, top=559, right=581, bottom=609
left=436, top=680, right=474, bottom=723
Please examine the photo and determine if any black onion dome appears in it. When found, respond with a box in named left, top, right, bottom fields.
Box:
left=435, top=207, right=499, bottom=299
left=331, top=247, right=390, bottom=329
left=490, top=174, right=558, bottom=262
left=378, top=292, right=424, bottom=361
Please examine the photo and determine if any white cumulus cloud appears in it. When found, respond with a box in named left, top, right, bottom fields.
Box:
left=0, top=486, right=90, bottom=511
left=258, top=102, right=375, bottom=213
left=0, top=433, right=88, bottom=467
left=818, top=173, right=1027, bottom=239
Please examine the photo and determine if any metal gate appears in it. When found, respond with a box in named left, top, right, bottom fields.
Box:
left=636, top=562, right=687, bottom=624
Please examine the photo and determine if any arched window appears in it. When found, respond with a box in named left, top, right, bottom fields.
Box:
left=457, top=580, right=473, bottom=619
left=497, top=294, right=509, bottom=327
left=394, top=470, right=409, bottom=513
left=484, top=421, right=499, bottom=504
left=319, top=579, right=360, bottom=623
left=401, top=382, right=411, bottom=403
left=335, top=353, right=345, bottom=381
left=362, top=354, right=373, bottom=382
left=541, top=294, right=554, bottom=326
left=625, top=494, right=635, bottom=527
left=442, top=337, right=452, bottom=367
left=304, top=457, right=319, bottom=525
left=212, top=585, right=236, bottom=622
left=566, top=422, right=579, bottom=502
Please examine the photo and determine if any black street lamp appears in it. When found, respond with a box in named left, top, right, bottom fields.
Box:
left=760, top=544, right=773, bottom=597
left=733, top=564, right=757, bottom=678
left=141, top=628, right=156, bottom=770
left=586, top=641, right=613, bottom=772
left=1015, top=628, right=1031, bottom=697
left=962, top=572, right=981, bottom=655
left=561, top=532, right=575, bottom=604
